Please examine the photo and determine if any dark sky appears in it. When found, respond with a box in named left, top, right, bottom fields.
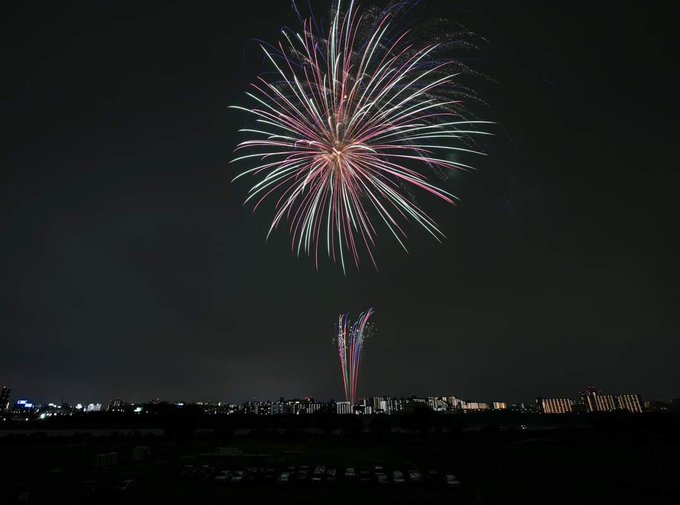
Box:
left=2, top=1, right=678, bottom=405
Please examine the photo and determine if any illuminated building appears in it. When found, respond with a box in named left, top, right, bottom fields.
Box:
left=539, top=398, right=573, bottom=414
left=492, top=402, right=507, bottom=410
left=304, top=402, right=324, bottom=414
left=373, top=396, right=390, bottom=414
left=336, top=401, right=352, bottom=415
left=270, top=401, right=285, bottom=415
left=616, top=394, right=643, bottom=413
left=581, top=387, right=617, bottom=412
left=0, top=386, right=10, bottom=411
left=107, top=398, right=132, bottom=413
left=446, top=396, right=463, bottom=410
left=427, top=397, right=449, bottom=412
left=356, top=398, right=373, bottom=414
left=13, top=399, right=35, bottom=414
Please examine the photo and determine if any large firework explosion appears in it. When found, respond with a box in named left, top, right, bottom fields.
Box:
left=232, top=0, right=489, bottom=272
left=336, top=308, right=374, bottom=405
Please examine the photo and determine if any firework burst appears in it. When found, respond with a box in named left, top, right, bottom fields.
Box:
left=336, top=308, right=374, bottom=405
left=232, top=0, right=490, bottom=272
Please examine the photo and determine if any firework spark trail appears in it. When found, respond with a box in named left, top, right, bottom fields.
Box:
left=232, top=0, right=491, bottom=272
left=336, top=308, right=374, bottom=405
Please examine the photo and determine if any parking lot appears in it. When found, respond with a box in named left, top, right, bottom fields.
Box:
left=182, top=462, right=462, bottom=488
left=1, top=424, right=678, bottom=505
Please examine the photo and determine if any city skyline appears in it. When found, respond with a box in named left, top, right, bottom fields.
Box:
left=2, top=383, right=670, bottom=412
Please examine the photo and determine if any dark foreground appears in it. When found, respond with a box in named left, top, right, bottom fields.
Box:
left=1, top=413, right=678, bottom=504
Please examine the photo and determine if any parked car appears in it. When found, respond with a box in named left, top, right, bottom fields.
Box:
left=116, top=480, right=136, bottom=492
left=393, top=470, right=405, bottom=484
left=408, top=470, right=422, bottom=484
left=295, top=469, right=308, bottom=483
left=376, top=473, right=389, bottom=485
left=312, top=465, right=325, bottom=483
left=445, top=474, right=461, bottom=488
left=278, top=471, right=291, bottom=484
left=359, top=469, right=372, bottom=483
left=199, top=464, right=214, bottom=480
left=230, top=470, right=244, bottom=484
left=214, top=470, right=231, bottom=483
left=326, top=468, right=337, bottom=483
left=344, top=467, right=356, bottom=479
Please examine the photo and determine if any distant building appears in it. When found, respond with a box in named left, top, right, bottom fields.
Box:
left=539, top=398, right=573, bottom=414
left=270, top=401, right=285, bottom=415
left=86, top=403, right=102, bottom=412
left=352, top=399, right=371, bottom=414
left=304, top=402, right=325, bottom=414
left=13, top=399, right=36, bottom=414
left=390, top=398, right=406, bottom=413
left=336, top=401, right=352, bottom=415
left=0, top=386, right=10, bottom=411
left=581, top=387, right=616, bottom=412
left=427, top=397, right=449, bottom=412
left=446, top=396, right=463, bottom=410
left=373, top=396, right=390, bottom=414
left=107, top=398, right=132, bottom=413
left=645, top=400, right=671, bottom=412
left=616, top=394, right=643, bottom=413
left=492, top=402, right=507, bottom=410
left=581, top=387, right=640, bottom=413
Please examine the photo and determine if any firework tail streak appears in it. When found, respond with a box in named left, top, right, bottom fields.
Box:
left=336, top=308, right=374, bottom=405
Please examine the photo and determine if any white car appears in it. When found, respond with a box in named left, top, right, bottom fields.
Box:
left=117, top=479, right=136, bottom=492
left=408, top=470, right=422, bottom=483
left=445, top=474, right=461, bottom=488
left=278, top=471, right=291, bottom=484
left=393, top=470, right=405, bottom=484
left=214, top=471, right=231, bottom=483
left=230, top=470, right=244, bottom=484
left=344, top=467, right=356, bottom=479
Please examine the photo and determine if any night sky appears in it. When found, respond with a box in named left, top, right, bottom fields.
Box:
left=2, top=1, right=678, bottom=405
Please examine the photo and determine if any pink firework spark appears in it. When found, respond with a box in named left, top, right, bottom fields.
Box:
left=336, top=308, right=374, bottom=405
left=231, top=0, right=490, bottom=272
